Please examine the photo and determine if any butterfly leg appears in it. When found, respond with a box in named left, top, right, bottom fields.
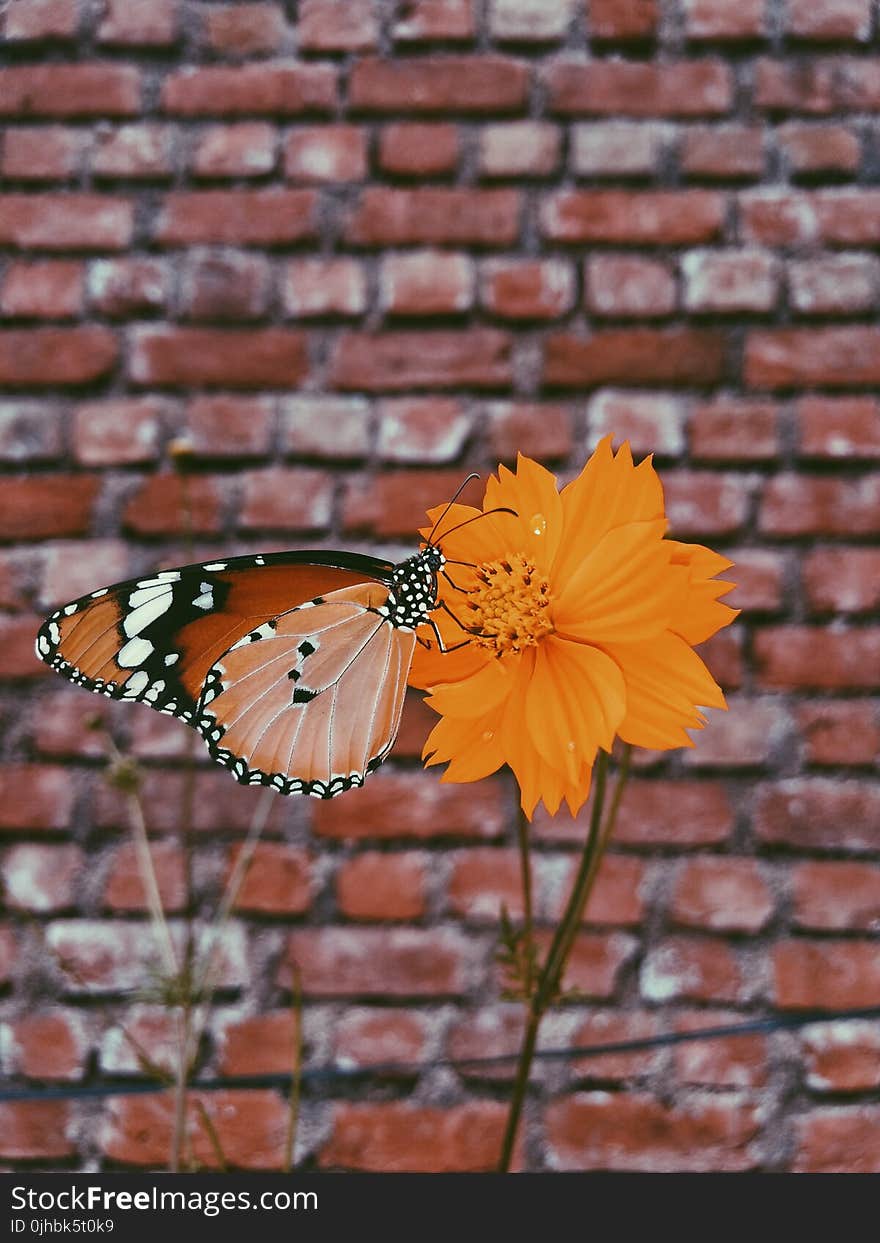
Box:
left=418, top=618, right=474, bottom=655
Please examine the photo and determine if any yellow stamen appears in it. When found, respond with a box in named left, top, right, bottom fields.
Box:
left=467, top=552, right=553, bottom=655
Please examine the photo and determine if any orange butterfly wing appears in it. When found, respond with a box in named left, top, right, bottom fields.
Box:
left=197, top=582, right=417, bottom=797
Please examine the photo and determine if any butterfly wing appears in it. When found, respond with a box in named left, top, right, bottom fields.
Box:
left=197, top=582, right=417, bottom=797
left=35, top=551, right=394, bottom=728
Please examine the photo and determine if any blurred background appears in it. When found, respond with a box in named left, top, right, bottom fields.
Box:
left=0, top=0, right=878, bottom=1171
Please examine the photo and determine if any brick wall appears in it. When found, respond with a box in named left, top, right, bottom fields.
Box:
left=1, top=0, right=879, bottom=1172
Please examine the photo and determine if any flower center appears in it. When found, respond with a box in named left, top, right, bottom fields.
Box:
left=466, top=553, right=553, bottom=655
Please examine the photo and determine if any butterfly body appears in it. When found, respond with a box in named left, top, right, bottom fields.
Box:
left=35, top=544, right=446, bottom=799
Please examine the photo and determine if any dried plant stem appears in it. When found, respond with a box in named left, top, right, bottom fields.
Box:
left=194, top=1098, right=228, bottom=1173
left=170, top=1005, right=192, bottom=1173
left=284, top=960, right=304, bottom=1172
left=497, top=747, right=631, bottom=1173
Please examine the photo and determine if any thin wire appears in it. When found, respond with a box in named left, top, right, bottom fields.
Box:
left=2, top=1006, right=878, bottom=1103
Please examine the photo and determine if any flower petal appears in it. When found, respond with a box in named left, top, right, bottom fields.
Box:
left=666, top=540, right=740, bottom=646
left=422, top=708, right=506, bottom=784
left=554, top=518, right=686, bottom=644
left=555, top=437, right=665, bottom=584
left=421, top=503, right=506, bottom=568
left=524, top=636, right=626, bottom=783
left=482, top=454, right=564, bottom=574
left=424, top=651, right=518, bottom=719
left=408, top=629, right=487, bottom=690
left=606, top=631, right=727, bottom=751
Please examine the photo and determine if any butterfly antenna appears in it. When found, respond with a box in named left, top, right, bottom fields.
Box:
left=426, top=473, right=481, bottom=546
left=435, top=506, right=518, bottom=544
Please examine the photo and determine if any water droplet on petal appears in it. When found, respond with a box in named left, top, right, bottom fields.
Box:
left=567, top=740, right=576, bottom=752
left=530, top=512, right=546, bottom=537
left=482, top=730, right=494, bottom=742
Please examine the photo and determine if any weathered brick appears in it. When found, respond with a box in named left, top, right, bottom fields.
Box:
left=0, top=261, right=84, bottom=319
left=392, top=0, right=475, bottom=41
left=4, top=0, right=78, bottom=40
left=0, top=765, right=76, bottom=831
left=348, top=188, right=520, bottom=246
left=484, top=401, right=574, bottom=461
left=201, top=3, right=287, bottom=56
left=321, top=1103, right=507, bottom=1172
left=682, top=249, right=779, bottom=313
left=129, top=327, right=308, bottom=388
left=747, top=327, right=880, bottom=389
left=803, top=549, right=880, bottom=614
left=775, top=940, right=880, bottom=1010
left=587, top=390, right=686, bottom=456
left=5, top=1011, right=88, bottom=1081
left=331, top=329, right=512, bottom=391
left=545, top=329, right=725, bottom=387
left=103, top=841, right=186, bottom=913
left=284, top=126, right=368, bottom=182
left=570, top=121, right=666, bottom=176
left=376, top=399, right=471, bottom=463
left=40, top=538, right=129, bottom=606
left=0, top=195, right=133, bottom=250
left=162, top=63, right=336, bottom=116
left=542, top=191, right=723, bottom=243
left=794, top=1108, right=880, bottom=1174
left=282, top=257, right=366, bottom=319
left=796, top=701, right=880, bottom=766
left=640, top=937, right=745, bottom=1004
left=336, top=852, right=427, bottom=920
left=92, top=124, right=174, bottom=179
left=690, top=399, right=780, bottom=461
left=0, top=1103, right=74, bottom=1160
left=590, top=0, right=658, bottom=40
left=155, top=189, right=316, bottom=246
left=1, top=844, right=81, bottom=912
left=585, top=255, right=677, bottom=317
left=0, top=401, right=63, bottom=462
left=481, top=258, right=574, bottom=320
left=754, top=778, right=880, bottom=851
left=185, top=395, right=274, bottom=459
left=682, top=0, right=766, bottom=39
left=215, top=1011, right=299, bottom=1076
left=0, top=65, right=141, bottom=117
left=755, top=627, right=880, bottom=690
left=379, top=123, right=460, bottom=175
left=788, top=256, right=878, bottom=317
left=73, top=398, right=163, bottom=466
left=785, top=0, right=872, bottom=41
left=312, top=773, right=506, bottom=839
left=534, top=781, right=734, bottom=847
left=800, top=1021, right=880, bottom=1093
left=335, top=1009, right=431, bottom=1070
left=88, top=258, right=169, bottom=318
left=670, top=858, right=774, bottom=933
left=192, top=123, right=277, bottom=178
left=673, top=1009, right=768, bottom=1089
left=238, top=467, right=333, bottom=531
left=298, top=0, right=378, bottom=50
left=792, top=862, right=880, bottom=933
left=97, top=0, right=177, bottom=45
left=380, top=252, right=475, bottom=315
left=479, top=122, right=560, bottom=176
left=230, top=843, right=312, bottom=915
left=0, top=476, right=98, bottom=540
left=489, top=0, right=575, bottom=40
left=681, top=125, right=765, bottom=179
left=759, top=475, right=880, bottom=536
left=1, top=126, right=85, bottom=180
left=351, top=56, right=529, bottom=113
left=546, top=59, right=732, bottom=116
left=283, top=927, right=472, bottom=996
left=181, top=250, right=271, bottom=321
left=280, top=396, right=371, bottom=459
left=123, top=474, right=223, bottom=536
left=778, top=123, right=860, bottom=175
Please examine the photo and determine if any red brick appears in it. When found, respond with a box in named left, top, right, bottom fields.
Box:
left=794, top=1108, right=880, bottom=1174
left=1, top=126, right=85, bottom=180
left=123, top=474, right=223, bottom=536
left=690, top=399, right=780, bottom=461
left=349, top=57, right=529, bottom=113
left=836, top=58, right=880, bottom=109
left=103, top=841, right=186, bottom=913
left=186, top=395, right=274, bottom=458
left=95, top=769, right=286, bottom=834
left=335, top=1008, right=431, bottom=1069
left=786, top=0, right=872, bottom=41
left=321, top=1102, right=507, bottom=1172
left=98, top=0, right=177, bottom=45
left=331, top=329, right=512, bottom=391
left=447, top=849, right=522, bottom=921
left=155, top=189, right=316, bottom=246
left=792, top=862, right=880, bottom=933
left=0, top=765, right=76, bottom=831
left=776, top=940, right=880, bottom=1010
left=230, top=843, right=312, bottom=915
left=376, top=398, right=471, bottom=463
left=0, top=260, right=84, bottom=319
left=804, top=549, right=880, bottom=613
left=795, top=395, right=879, bottom=459
left=562, top=854, right=647, bottom=927
left=7, top=1011, right=87, bottom=1081
left=673, top=1009, right=768, bottom=1089
left=73, top=399, right=163, bottom=466
left=484, top=401, right=574, bottom=461
left=754, top=778, right=880, bottom=851
left=0, top=400, right=63, bottom=462
left=0, top=475, right=98, bottom=540
left=100, top=1009, right=188, bottom=1075
left=392, top=0, right=475, bottom=40
left=337, top=852, right=427, bottom=920
left=757, top=627, right=880, bottom=691
left=101, top=1091, right=288, bottom=1170
left=532, top=930, right=637, bottom=997
left=570, top=1010, right=663, bottom=1082
left=284, top=126, right=367, bottom=182
left=129, top=327, right=308, bottom=388
left=546, top=59, right=732, bottom=116
left=344, top=467, right=482, bottom=535
left=348, top=188, right=520, bottom=246
left=40, top=537, right=129, bottom=608
left=446, top=1007, right=533, bottom=1083
left=759, top=475, right=880, bottom=536
left=379, top=123, right=460, bottom=175
left=4, top=0, right=78, bottom=40
left=542, top=190, right=723, bottom=243
left=0, top=614, right=55, bottom=677
left=481, top=258, right=574, bottom=320
left=534, top=780, right=734, bottom=847
left=800, top=1020, right=880, bottom=1093
left=725, top=549, right=785, bottom=611
left=88, top=258, right=169, bottom=317
left=216, top=1011, right=299, bottom=1076
left=380, top=252, right=475, bottom=315
left=546, top=1094, right=758, bottom=1172
left=281, top=396, right=371, bottom=459
left=789, top=256, right=878, bottom=316
left=748, top=327, right=880, bottom=389
left=32, top=690, right=116, bottom=757
left=238, top=467, right=332, bottom=531
left=92, top=124, right=174, bottom=179
left=741, top=189, right=880, bottom=245
left=490, top=0, right=574, bottom=40
left=587, top=391, right=686, bottom=456
left=0, top=928, right=15, bottom=984
left=683, top=249, right=779, bottom=313
left=201, top=3, right=286, bottom=55
left=585, top=255, right=676, bottom=318
left=590, top=0, right=658, bottom=39
left=282, top=257, right=366, bottom=319
left=1, top=843, right=81, bottom=911
left=479, top=121, right=560, bottom=176
left=682, top=0, right=766, bottom=39
left=298, top=0, right=378, bottom=49
left=681, top=125, right=765, bottom=179
left=545, top=329, right=725, bottom=388
left=753, top=58, right=837, bottom=114
left=682, top=698, right=789, bottom=768
left=570, top=121, right=665, bottom=176
left=671, top=859, right=774, bottom=933
left=191, top=123, right=277, bottom=178
left=0, top=1103, right=74, bottom=1160
left=283, top=927, right=471, bottom=996
left=778, top=123, right=860, bottom=174
left=313, top=772, right=505, bottom=839
left=162, top=63, right=336, bottom=116
left=796, top=701, right=880, bottom=765
left=181, top=251, right=271, bottom=321
left=641, top=937, right=744, bottom=1004
left=0, top=65, right=141, bottom=117
left=0, top=195, right=133, bottom=250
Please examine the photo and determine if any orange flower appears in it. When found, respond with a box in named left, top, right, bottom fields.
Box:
left=409, top=438, right=738, bottom=818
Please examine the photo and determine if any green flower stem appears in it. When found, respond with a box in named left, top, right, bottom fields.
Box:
left=497, top=746, right=632, bottom=1173
left=515, top=802, right=535, bottom=997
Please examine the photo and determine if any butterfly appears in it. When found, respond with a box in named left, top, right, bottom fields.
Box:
left=34, top=488, right=501, bottom=799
